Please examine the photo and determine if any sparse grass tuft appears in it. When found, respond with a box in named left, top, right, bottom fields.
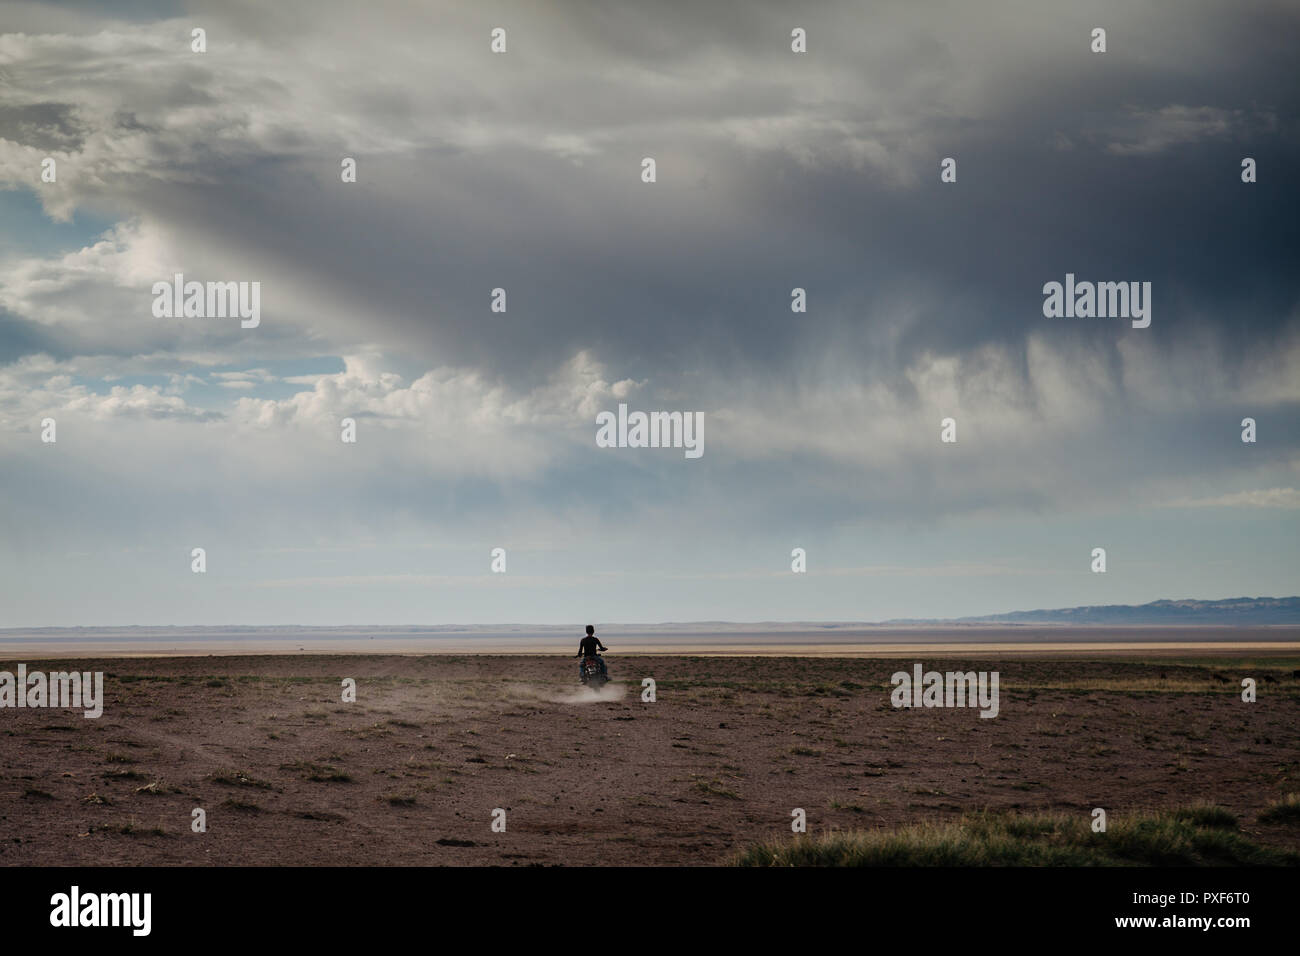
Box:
left=1259, top=793, right=1300, bottom=825
left=830, top=799, right=866, bottom=813
left=134, top=780, right=183, bottom=796
left=220, top=798, right=262, bottom=813
left=1171, top=803, right=1237, bottom=829
left=208, top=768, right=273, bottom=789
left=282, top=760, right=352, bottom=783
left=92, top=818, right=167, bottom=837
left=694, top=778, right=742, bottom=800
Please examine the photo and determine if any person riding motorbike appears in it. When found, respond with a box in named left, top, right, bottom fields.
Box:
left=576, top=624, right=608, bottom=681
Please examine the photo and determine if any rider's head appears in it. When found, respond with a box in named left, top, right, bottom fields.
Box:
left=585, top=624, right=595, bottom=636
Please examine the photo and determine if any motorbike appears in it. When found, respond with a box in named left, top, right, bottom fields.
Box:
left=580, top=653, right=609, bottom=690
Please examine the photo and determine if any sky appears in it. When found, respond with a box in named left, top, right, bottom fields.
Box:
left=0, top=0, right=1297, bottom=627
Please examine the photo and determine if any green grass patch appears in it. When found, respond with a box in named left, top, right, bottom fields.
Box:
left=102, top=769, right=146, bottom=781
left=734, top=807, right=1299, bottom=867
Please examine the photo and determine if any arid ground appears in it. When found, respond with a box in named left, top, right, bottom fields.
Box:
left=3, top=652, right=1299, bottom=865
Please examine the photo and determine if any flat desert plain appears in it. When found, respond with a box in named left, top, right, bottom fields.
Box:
left=2, top=650, right=1299, bottom=866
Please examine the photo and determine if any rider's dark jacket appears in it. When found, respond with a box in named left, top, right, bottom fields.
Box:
left=578, top=635, right=607, bottom=657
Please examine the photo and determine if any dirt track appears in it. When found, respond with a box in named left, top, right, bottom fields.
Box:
left=2, top=654, right=1298, bottom=865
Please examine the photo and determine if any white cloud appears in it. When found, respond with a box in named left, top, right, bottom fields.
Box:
left=0, top=356, right=216, bottom=424
left=1104, top=104, right=1276, bottom=156
left=230, top=349, right=639, bottom=431
left=1167, top=488, right=1300, bottom=510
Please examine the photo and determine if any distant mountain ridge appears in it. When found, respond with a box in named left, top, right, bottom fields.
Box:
left=3, top=598, right=1298, bottom=634
left=936, top=596, right=1300, bottom=626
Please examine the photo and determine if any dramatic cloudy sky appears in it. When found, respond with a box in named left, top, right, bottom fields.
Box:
left=1, top=0, right=1297, bottom=626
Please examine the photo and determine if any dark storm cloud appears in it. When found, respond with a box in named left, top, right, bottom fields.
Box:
left=0, top=103, right=86, bottom=152
left=1, top=0, right=1297, bottom=537
left=30, top=0, right=1284, bottom=397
